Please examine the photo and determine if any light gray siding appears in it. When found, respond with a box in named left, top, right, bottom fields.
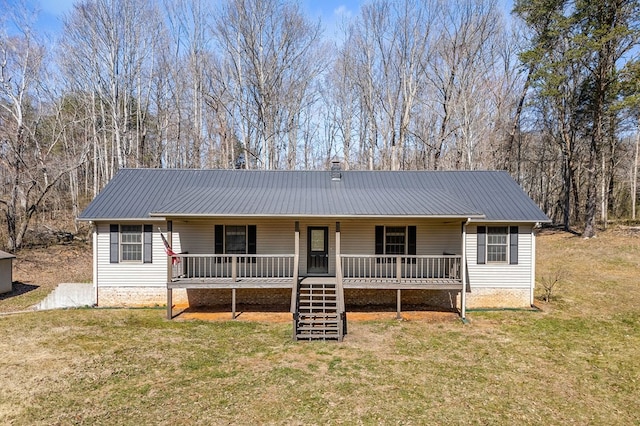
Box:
left=172, top=218, right=295, bottom=255
left=466, top=224, right=534, bottom=289
left=96, top=222, right=167, bottom=288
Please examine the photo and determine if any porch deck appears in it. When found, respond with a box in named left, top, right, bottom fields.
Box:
left=342, top=277, right=462, bottom=290
left=167, top=276, right=462, bottom=290
left=168, top=277, right=294, bottom=289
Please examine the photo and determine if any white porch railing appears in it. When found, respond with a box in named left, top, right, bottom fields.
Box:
left=170, top=254, right=295, bottom=281
left=340, top=255, right=462, bottom=281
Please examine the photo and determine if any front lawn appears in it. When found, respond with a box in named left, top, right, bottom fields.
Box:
left=0, top=229, right=638, bottom=424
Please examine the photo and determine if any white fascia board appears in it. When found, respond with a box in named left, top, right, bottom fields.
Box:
left=150, top=213, right=486, bottom=220
left=79, top=217, right=166, bottom=222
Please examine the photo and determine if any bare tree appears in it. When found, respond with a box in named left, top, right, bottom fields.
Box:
left=211, top=0, right=324, bottom=170
left=0, top=7, right=87, bottom=250
left=60, top=0, right=162, bottom=188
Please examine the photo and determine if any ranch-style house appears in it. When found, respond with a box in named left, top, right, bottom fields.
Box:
left=78, top=166, right=550, bottom=340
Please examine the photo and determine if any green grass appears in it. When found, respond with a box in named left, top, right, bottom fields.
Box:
left=0, top=230, right=639, bottom=424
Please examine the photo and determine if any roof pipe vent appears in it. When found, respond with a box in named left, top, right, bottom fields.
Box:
left=330, top=160, right=342, bottom=181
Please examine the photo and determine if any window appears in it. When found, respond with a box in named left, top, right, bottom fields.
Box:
left=375, top=226, right=416, bottom=256
left=121, top=225, right=143, bottom=261
left=477, top=225, right=518, bottom=265
left=487, top=226, right=508, bottom=262
left=215, top=225, right=257, bottom=256
left=385, top=227, right=406, bottom=255
left=225, top=226, right=247, bottom=254
left=109, top=224, right=152, bottom=264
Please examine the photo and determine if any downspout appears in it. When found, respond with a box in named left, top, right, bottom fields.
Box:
left=461, top=218, right=470, bottom=320
left=91, top=221, right=98, bottom=306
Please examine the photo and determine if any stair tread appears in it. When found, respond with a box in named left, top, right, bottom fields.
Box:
left=296, top=328, right=339, bottom=331
left=298, top=313, right=339, bottom=317
left=296, top=336, right=340, bottom=341
left=295, top=281, right=344, bottom=341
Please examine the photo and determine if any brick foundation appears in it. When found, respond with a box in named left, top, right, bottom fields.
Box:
left=98, top=287, right=188, bottom=307
left=463, top=287, right=531, bottom=308
left=98, top=286, right=531, bottom=310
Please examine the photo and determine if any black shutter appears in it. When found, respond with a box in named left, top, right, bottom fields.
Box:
left=248, top=225, right=257, bottom=263
left=407, top=226, right=417, bottom=255
left=375, top=226, right=384, bottom=255
left=110, top=224, right=119, bottom=263
left=214, top=225, right=224, bottom=254
left=143, top=224, right=153, bottom=263
left=477, top=226, right=486, bottom=265
left=247, top=225, right=257, bottom=254
left=509, top=226, right=519, bottom=265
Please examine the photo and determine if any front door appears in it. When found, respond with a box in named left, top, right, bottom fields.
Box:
left=307, top=226, right=329, bottom=274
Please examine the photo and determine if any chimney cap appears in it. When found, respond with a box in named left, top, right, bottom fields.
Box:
left=330, top=159, right=342, bottom=180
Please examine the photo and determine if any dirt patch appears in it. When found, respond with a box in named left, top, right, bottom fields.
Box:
left=174, top=306, right=459, bottom=323
left=0, top=242, right=92, bottom=312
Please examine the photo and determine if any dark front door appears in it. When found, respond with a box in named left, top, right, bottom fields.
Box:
left=307, top=226, right=329, bottom=274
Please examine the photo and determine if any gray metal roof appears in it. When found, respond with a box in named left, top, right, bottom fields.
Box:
left=78, top=169, right=550, bottom=222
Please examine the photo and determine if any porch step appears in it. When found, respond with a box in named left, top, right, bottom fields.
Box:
left=294, top=280, right=342, bottom=341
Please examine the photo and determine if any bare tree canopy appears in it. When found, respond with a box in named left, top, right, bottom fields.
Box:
left=1, top=0, right=640, bottom=249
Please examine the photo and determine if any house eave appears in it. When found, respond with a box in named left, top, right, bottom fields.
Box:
left=77, top=217, right=167, bottom=222
left=467, top=218, right=552, bottom=224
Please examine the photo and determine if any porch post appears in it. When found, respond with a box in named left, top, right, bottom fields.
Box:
left=396, top=289, right=402, bottom=319
left=335, top=222, right=343, bottom=311
left=291, top=221, right=300, bottom=314
left=336, top=221, right=345, bottom=340
left=166, top=220, right=173, bottom=320
left=461, top=219, right=468, bottom=320
left=232, top=288, right=236, bottom=319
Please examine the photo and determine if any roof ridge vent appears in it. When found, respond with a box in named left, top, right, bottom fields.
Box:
left=330, top=160, right=342, bottom=181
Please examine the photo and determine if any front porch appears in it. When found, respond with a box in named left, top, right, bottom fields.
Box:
left=165, top=253, right=465, bottom=324
left=164, top=219, right=469, bottom=340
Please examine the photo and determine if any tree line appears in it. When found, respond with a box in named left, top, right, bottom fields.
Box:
left=1, top=0, right=639, bottom=250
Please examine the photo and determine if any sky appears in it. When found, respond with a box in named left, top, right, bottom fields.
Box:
left=6, top=0, right=364, bottom=39
left=7, top=0, right=514, bottom=42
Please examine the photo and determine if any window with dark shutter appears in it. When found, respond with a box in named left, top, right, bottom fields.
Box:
left=477, top=226, right=486, bottom=264
left=487, top=226, right=508, bottom=262
left=407, top=226, right=417, bottom=255
left=225, top=226, right=247, bottom=254
left=375, top=226, right=384, bottom=255
left=248, top=225, right=257, bottom=254
left=214, top=225, right=224, bottom=254
left=110, top=224, right=119, bottom=263
left=509, top=226, right=519, bottom=265
left=120, top=225, right=143, bottom=261
left=143, top=224, right=153, bottom=263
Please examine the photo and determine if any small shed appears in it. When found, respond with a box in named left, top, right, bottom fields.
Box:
left=0, top=250, right=16, bottom=294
